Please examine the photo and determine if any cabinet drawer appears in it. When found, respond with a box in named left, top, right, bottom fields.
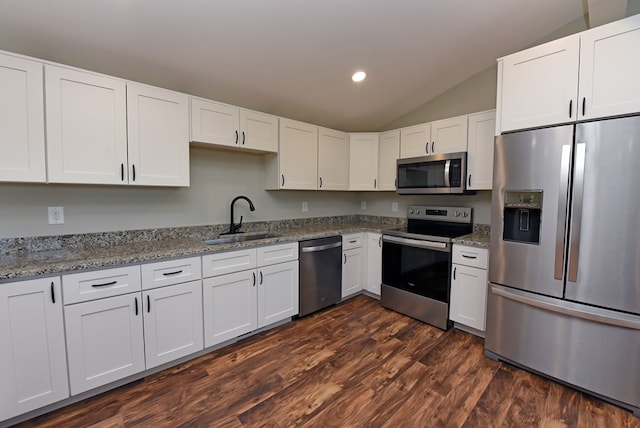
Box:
left=342, top=233, right=363, bottom=250
left=141, top=256, right=202, bottom=290
left=257, top=242, right=298, bottom=267
left=62, top=266, right=142, bottom=304
left=452, top=245, right=489, bottom=269
left=202, top=249, right=257, bottom=278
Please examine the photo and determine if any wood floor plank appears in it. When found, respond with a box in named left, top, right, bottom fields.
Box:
left=13, top=295, right=639, bottom=428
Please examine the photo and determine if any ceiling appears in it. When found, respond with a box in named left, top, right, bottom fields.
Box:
left=0, top=1, right=597, bottom=131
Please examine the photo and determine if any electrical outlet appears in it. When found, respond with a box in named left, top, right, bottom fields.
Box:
left=302, top=201, right=308, bottom=212
left=391, top=202, right=398, bottom=212
left=48, top=206, right=64, bottom=224
left=360, top=201, right=367, bottom=210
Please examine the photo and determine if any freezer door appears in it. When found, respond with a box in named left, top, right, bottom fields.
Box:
left=490, top=125, right=573, bottom=297
left=565, top=116, right=640, bottom=314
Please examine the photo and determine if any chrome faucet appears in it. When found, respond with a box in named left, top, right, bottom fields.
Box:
left=224, top=195, right=255, bottom=234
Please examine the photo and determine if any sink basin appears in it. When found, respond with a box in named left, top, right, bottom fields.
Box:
left=203, top=232, right=277, bottom=245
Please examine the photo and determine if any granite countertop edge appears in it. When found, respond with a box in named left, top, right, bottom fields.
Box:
left=0, top=222, right=396, bottom=282
left=452, top=232, right=491, bottom=248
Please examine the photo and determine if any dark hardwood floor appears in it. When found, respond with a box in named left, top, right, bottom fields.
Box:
left=16, top=295, right=640, bottom=427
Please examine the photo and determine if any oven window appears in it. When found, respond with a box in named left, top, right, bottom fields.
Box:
left=382, top=241, right=451, bottom=302
left=398, top=160, right=446, bottom=188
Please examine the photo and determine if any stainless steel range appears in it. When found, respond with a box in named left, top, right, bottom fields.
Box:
left=381, top=205, right=472, bottom=329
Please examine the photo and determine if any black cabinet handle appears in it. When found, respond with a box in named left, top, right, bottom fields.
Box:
left=50, top=281, right=55, bottom=304
left=91, top=280, right=117, bottom=288
left=468, top=175, right=471, bottom=187
left=395, top=178, right=397, bottom=189
left=374, top=178, right=377, bottom=189
left=121, top=163, right=125, bottom=181
left=431, top=141, right=435, bottom=153
left=319, top=177, right=323, bottom=188
left=453, top=267, right=457, bottom=280
left=349, top=239, right=357, bottom=244
left=462, top=254, right=478, bottom=259
left=378, top=236, right=382, bottom=247
left=344, top=253, right=347, bottom=264
left=425, top=142, right=429, bottom=154
left=569, top=99, right=573, bottom=118
left=259, top=271, right=263, bottom=285
left=241, top=131, right=245, bottom=145
left=253, top=272, right=256, bottom=286
left=281, top=174, right=285, bottom=186
left=235, top=130, right=239, bottom=144
left=132, top=164, right=136, bottom=182
left=582, top=97, right=586, bottom=116
left=135, top=297, right=139, bottom=316
left=147, top=295, right=151, bottom=313
left=162, top=270, right=183, bottom=276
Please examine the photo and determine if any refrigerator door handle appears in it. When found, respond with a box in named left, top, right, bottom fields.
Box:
left=554, top=145, right=572, bottom=280
left=568, top=143, right=586, bottom=283
left=491, top=285, right=640, bottom=331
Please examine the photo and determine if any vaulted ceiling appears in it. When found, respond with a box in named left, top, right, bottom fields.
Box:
left=0, top=1, right=624, bottom=132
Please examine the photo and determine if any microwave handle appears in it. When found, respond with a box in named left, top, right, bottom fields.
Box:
left=444, top=160, right=451, bottom=187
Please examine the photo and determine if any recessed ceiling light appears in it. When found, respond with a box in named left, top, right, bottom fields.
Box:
left=352, top=71, right=366, bottom=82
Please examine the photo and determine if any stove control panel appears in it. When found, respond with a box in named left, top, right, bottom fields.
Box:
left=407, top=205, right=472, bottom=223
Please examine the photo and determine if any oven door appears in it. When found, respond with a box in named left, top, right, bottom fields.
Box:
left=396, top=153, right=466, bottom=194
left=382, top=235, right=451, bottom=303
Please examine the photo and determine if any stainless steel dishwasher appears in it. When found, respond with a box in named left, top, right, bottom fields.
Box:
left=298, top=235, right=342, bottom=316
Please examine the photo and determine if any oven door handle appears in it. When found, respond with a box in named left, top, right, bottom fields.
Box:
left=383, top=235, right=449, bottom=251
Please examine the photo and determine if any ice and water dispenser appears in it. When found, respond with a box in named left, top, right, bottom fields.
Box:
left=503, top=190, right=542, bottom=244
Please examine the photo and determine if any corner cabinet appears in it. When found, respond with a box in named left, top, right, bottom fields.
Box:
left=349, top=133, right=379, bottom=191
left=45, top=65, right=189, bottom=186
left=0, top=277, right=69, bottom=422
left=0, top=53, right=46, bottom=183
left=466, top=110, right=496, bottom=190
left=190, top=98, right=278, bottom=153
left=450, top=245, right=489, bottom=334
left=265, top=118, right=318, bottom=189
left=318, top=127, right=349, bottom=190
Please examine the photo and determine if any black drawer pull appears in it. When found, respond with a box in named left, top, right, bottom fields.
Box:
left=91, top=280, right=117, bottom=288
left=349, top=240, right=357, bottom=244
left=162, top=270, right=183, bottom=276
left=461, top=254, right=478, bottom=259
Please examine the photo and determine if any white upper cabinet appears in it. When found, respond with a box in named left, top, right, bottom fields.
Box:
left=578, top=13, right=640, bottom=120
left=127, top=83, right=189, bottom=186
left=265, top=118, right=317, bottom=190
left=45, top=65, right=128, bottom=185
left=378, top=130, right=400, bottom=191
left=498, top=35, right=580, bottom=133
left=466, top=110, right=496, bottom=191
left=318, top=127, right=349, bottom=190
left=0, top=53, right=46, bottom=183
left=190, top=98, right=278, bottom=153
left=429, top=115, right=468, bottom=154
left=400, top=123, right=430, bottom=158
left=349, top=133, right=379, bottom=191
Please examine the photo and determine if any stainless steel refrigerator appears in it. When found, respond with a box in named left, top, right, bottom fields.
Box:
left=486, top=115, right=640, bottom=416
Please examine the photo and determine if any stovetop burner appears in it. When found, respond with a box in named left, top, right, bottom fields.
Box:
left=383, top=205, right=473, bottom=242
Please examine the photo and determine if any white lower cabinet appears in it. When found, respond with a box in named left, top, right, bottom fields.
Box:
left=0, top=277, right=69, bottom=421
left=450, top=245, right=489, bottom=334
left=365, top=232, right=382, bottom=296
left=342, top=233, right=365, bottom=298
left=142, top=280, right=203, bottom=369
left=64, top=292, right=145, bottom=395
left=202, top=243, right=299, bottom=348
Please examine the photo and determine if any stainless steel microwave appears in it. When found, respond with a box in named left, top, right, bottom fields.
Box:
left=396, top=152, right=470, bottom=195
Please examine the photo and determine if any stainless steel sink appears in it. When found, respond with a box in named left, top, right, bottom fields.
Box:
left=202, top=232, right=276, bottom=245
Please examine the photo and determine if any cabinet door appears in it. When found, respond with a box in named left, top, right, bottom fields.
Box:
left=0, top=53, right=46, bottom=183
left=240, top=109, right=278, bottom=153
left=64, top=293, right=145, bottom=395
left=257, top=260, right=299, bottom=328
left=450, top=264, right=488, bottom=331
left=0, top=278, right=68, bottom=421
left=45, top=65, right=128, bottom=184
left=190, top=98, right=239, bottom=147
left=466, top=110, right=496, bottom=190
left=342, top=248, right=364, bottom=298
left=400, top=123, right=430, bottom=158
left=349, top=133, right=379, bottom=190
left=143, top=280, right=203, bottom=368
left=127, top=84, right=190, bottom=186
left=578, top=14, right=640, bottom=121
left=278, top=118, right=318, bottom=189
left=318, top=127, right=349, bottom=190
left=203, top=270, right=257, bottom=347
left=366, top=233, right=382, bottom=296
left=499, top=35, right=579, bottom=133
left=378, top=130, right=400, bottom=190
left=430, top=115, right=468, bottom=154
